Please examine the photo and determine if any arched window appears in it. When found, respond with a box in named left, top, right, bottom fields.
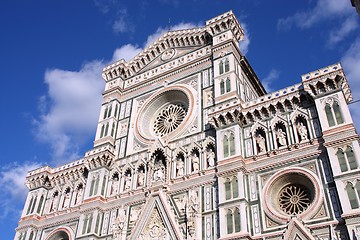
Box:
left=104, top=123, right=109, bottom=136
left=30, top=196, right=37, bottom=214
left=220, top=80, right=225, bottom=95
left=226, top=209, right=233, bottom=234
left=346, top=147, right=357, bottom=170
left=325, top=104, right=335, bottom=127
left=225, top=176, right=238, bottom=200
left=114, top=104, right=118, bottom=118
left=100, top=125, right=105, bottom=138
left=225, top=59, right=230, bottom=72
left=219, top=61, right=224, bottom=74
left=223, top=135, right=229, bottom=158
left=223, top=133, right=235, bottom=158
left=225, top=178, right=232, bottom=200
left=29, top=231, right=34, bottom=240
left=225, top=77, right=231, bottom=92
left=26, top=196, right=34, bottom=215
left=111, top=122, right=116, bottom=137
left=229, top=133, right=235, bottom=156
left=325, top=101, right=344, bottom=127
left=234, top=208, right=241, bottom=232
left=337, top=149, right=348, bottom=172
left=232, top=177, right=239, bottom=198
left=346, top=183, right=359, bottom=209
left=356, top=181, right=360, bottom=204
left=333, top=102, right=343, bottom=124
left=337, top=146, right=358, bottom=172
left=107, top=105, right=112, bottom=118
left=36, top=195, right=44, bottom=214
left=103, top=106, right=108, bottom=119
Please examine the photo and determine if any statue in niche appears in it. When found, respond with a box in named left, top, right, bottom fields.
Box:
left=124, top=175, right=132, bottom=190
left=256, top=134, right=266, bottom=153
left=137, top=170, right=145, bottom=187
left=49, top=193, right=59, bottom=212
left=207, top=148, right=215, bottom=167
left=176, top=158, right=185, bottom=177
left=62, top=190, right=71, bottom=209
left=153, top=166, right=165, bottom=182
left=111, top=176, right=119, bottom=195
left=276, top=128, right=287, bottom=146
left=297, top=122, right=308, bottom=142
left=113, top=206, right=126, bottom=238
left=75, top=186, right=83, bottom=205
left=192, top=153, right=200, bottom=172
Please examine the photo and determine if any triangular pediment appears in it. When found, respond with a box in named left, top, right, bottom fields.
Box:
left=131, top=192, right=182, bottom=240
left=283, top=217, right=316, bottom=240
left=103, top=11, right=245, bottom=82
left=139, top=45, right=206, bottom=74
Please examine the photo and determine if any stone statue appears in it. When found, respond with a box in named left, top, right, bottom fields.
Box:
left=176, top=159, right=184, bottom=177
left=137, top=171, right=144, bottom=187
left=276, top=128, right=287, bottom=146
left=50, top=193, right=59, bottom=212
left=153, top=166, right=165, bottom=182
left=297, top=122, right=308, bottom=142
left=124, top=175, right=132, bottom=190
left=62, top=191, right=71, bottom=209
left=192, top=154, right=200, bottom=172
left=75, top=186, right=83, bottom=205
left=111, top=178, right=119, bottom=195
left=256, top=134, right=266, bottom=153
left=207, top=148, right=215, bottom=167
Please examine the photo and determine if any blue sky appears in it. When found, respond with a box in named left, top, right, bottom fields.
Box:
left=1, top=0, right=359, bottom=239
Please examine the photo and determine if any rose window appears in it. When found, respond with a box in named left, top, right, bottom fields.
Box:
left=278, top=184, right=311, bottom=215
left=153, top=104, right=186, bottom=136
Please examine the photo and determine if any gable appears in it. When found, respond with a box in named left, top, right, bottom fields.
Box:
left=130, top=192, right=182, bottom=240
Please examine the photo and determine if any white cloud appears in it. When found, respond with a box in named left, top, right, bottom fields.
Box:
left=0, top=162, right=42, bottom=219
left=112, top=44, right=143, bottom=62
left=341, top=38, right=360, bottom=129
left=239, top=23, right=250, bottom=55
left=277, top=0, right=353, bottom=30
left=261, top=69, right=280, bottom=93
left=34, top=61, right=105, bottom=165
left=327, top=16, right=359, bottom=47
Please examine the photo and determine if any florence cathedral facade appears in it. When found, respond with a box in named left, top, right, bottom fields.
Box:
left=15, top=11, right=360, bottom=240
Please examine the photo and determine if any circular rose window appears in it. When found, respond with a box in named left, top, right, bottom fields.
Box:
left=135, top=85, right=196, bottom=143
left=262, top=167, right=323, bottom=223
left=278, top=184, right=311, bottom=215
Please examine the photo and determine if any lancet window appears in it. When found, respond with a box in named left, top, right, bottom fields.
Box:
left=223, top=132, right=235, bottom=158
left=346, top=181, right=360, bottom=209
left=225, top=176, right=239, bottom=200
left=82, top=213, right=93, bottom=234
left=325, top=101, right=343, bottom=127
left=337, top=146, right=358, bottom=172
left=226, top=207, right=240, bottom=234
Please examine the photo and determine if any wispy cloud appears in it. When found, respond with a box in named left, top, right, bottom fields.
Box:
left=277, top=0, right=352, bottom=30
left=277, top=0, right=357, bottom=46
left=341, top=37, right=360, bottom=129
left=261, top=69, right=280, bottom=92
left=33, top=61, right=105, bottom=165
left=327, top=16, right=359, bottom=47
left=93, top=0, right=134, bottom=34
left=239, top=23, right=250, bottom=55
left=112, top=44, right=143, bottom=62
left=0, top=162, right=42, bottom=220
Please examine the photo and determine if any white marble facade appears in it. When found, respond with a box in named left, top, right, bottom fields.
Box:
left=16, top=11, right=360, bottom=240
